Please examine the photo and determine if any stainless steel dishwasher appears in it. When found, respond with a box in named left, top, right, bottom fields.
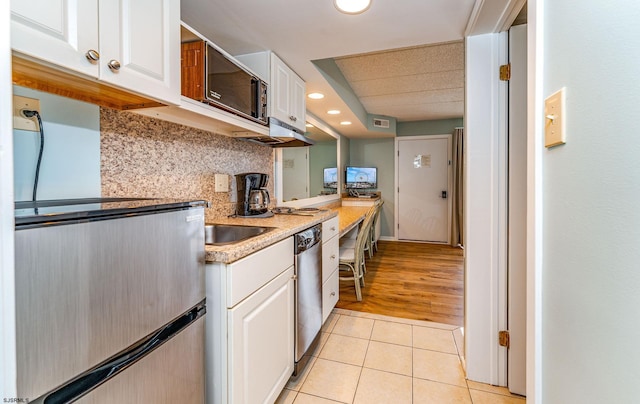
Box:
left=293, top=224, right=323, bottom=376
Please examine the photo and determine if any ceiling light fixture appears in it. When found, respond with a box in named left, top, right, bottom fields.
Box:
left=334, top=0, right=371, bottom=15
left=327, top=110, right=341, bottom=115
left=307, top=92, right=325, bottom=99
left=306, top=123, right=314, bottom=128
left=340, top=121, right=352, bottom=125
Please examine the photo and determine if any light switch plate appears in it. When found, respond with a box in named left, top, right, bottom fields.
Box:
left=13, top=95, right=41, bottom=132
left=214, top=174, right=229, bottom=192
left=545, top=88, right=566, bottom=148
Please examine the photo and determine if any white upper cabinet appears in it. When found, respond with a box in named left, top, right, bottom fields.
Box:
left=11, top=0, right=100, bottom=78
left=11, top=0, right=180, bottom=105
left=236, top=50, right=307, bottom=132
left=98, top=0, right=180, bottom=105
left=290, top=73, right=306, bottom=131
left=270, top=53, right=306, bottom=133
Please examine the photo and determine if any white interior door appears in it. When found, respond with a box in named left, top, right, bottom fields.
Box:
left=397, top=136, right=451, bottom=243
left=507, top=23, right=527, bottom=396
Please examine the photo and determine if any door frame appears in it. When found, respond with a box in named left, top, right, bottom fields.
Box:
left=394, top=134, right=453, bottom=243
left=507, top=23, right=528, bottom=396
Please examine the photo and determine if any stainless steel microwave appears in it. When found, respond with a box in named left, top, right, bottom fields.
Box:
left=181, top=40, right=268, bottom=125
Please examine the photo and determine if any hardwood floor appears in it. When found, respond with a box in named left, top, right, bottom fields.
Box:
left=335, top=240, right=464, bottom=326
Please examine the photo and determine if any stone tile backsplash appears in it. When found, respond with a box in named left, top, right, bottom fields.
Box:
left=100, top=107, right=274, bottom=221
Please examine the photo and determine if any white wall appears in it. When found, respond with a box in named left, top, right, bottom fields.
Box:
left=349, top=138, right=395, bottom=238
left=13, top=86, right=100, bottom=201
left=464, top=32, right=509, bottom=385
left=1, top=3, right=17, bottom=398
left=540, top=1, right=640, bottom=402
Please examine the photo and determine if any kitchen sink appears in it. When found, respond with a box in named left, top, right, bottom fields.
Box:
left=204, top=224, right=274, bottom=246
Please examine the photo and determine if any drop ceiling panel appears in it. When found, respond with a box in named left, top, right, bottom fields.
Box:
left=334, top=41, right=465, bottom=124
left=335, top=42, right=464, bottom=81
left=348, top=70, right=464, bottom=97
left=378, top=101, right=465, bottom=122
left=361, top=88, right=464, bottom=108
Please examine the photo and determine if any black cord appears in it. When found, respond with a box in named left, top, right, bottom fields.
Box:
left=22, top=110, right=44, bottom=202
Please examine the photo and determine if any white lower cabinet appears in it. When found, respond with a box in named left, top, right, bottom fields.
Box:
left=229, top=267, right=294, bottom=404
left=205, top=237, right=294, bottom=404
left=322, top=268, right=339, bottom=321
left=321, top=217, right=340, bottom=323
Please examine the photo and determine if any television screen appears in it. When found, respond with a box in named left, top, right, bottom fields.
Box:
left=323, top=167, right=338, bottom=189
left=345, top=166, right=377, bottom=189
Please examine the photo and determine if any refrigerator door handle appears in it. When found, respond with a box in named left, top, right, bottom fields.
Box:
left=33, top=301, right=206, bottom=404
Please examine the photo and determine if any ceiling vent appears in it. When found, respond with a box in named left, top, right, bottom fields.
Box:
left=373, top=118, right=390, bottom=129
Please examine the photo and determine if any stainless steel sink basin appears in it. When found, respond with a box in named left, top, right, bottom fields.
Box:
left=205, top=224, right=274, bottom=246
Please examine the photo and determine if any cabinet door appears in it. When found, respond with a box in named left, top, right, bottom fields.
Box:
left=322, top=268, right=339, bottom=324
left=98, top=0, right=180, bottom=105
left=11, top=0, right=99, bottom=78
left=269, top=53, right=306, bottom=130
left=229, top=267, right=294, bottom=404
left=270, top=54, right=291, bottom=124
left=322, top=235, right=339, bottom=284
left=290, top=73, right=306, bottom=132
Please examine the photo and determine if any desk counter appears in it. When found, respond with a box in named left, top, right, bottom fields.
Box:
left=331, top=206, right=373, bottom=237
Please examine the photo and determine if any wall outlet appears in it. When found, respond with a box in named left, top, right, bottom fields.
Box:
left=13, top=95, right=41, bottom=132
left=214, top=174, right=229, bottom=192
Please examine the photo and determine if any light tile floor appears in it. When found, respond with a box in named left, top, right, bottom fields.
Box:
left=276, top=309, right=526, bottom=404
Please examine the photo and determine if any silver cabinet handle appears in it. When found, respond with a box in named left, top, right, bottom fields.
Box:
left=330, top=226, right=336, bottom=231
left=85, top=49, right=100, bottom=62
left=330, top=254, right=336, bottom=259
left=289, top=115, right=297, bottom=122
left=330, top=291, right=336, bottom=296
left=108, top=60, right=121, bottom=71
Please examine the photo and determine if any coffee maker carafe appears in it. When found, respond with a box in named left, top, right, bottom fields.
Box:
left=235, top=173, right=273, bottom=217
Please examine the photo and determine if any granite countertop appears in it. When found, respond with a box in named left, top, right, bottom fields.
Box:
left=205, top=210, right=337, bottom=264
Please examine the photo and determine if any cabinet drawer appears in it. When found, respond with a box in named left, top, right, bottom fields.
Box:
left=227, top=237, right=293, bottom=308
left=322, top=235, right=339, bottom=284
left=322, top=268, right=339, bottom=324
left=322, top=217, right=339, bottom=241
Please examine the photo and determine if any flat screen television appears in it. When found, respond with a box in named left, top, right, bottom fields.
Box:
left=345, top=166, right=377, bottom=189
left=323, top=167, right=338, bottom=189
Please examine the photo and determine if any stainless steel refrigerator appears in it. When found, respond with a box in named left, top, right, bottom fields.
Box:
left=14, top=198, right=206, bottom=403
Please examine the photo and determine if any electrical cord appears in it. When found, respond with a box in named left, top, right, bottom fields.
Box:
left=22, top=110, right=44, bottom=202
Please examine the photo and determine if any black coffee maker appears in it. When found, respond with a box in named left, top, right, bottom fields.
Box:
left=235, top=173, right=273, bottom=217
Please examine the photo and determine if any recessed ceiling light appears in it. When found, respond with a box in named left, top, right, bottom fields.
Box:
left=327, top=110, right=341, bottom=115
left=340, top=121, right=352, bottom=125
left=306, top=123, right=314, bottom=128
left=334, top=0, right=371, bottom=14
left=307, top=92, right=325, bottom=99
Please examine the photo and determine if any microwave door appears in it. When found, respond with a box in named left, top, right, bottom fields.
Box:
left=205, top=45, right=252, bottom=116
